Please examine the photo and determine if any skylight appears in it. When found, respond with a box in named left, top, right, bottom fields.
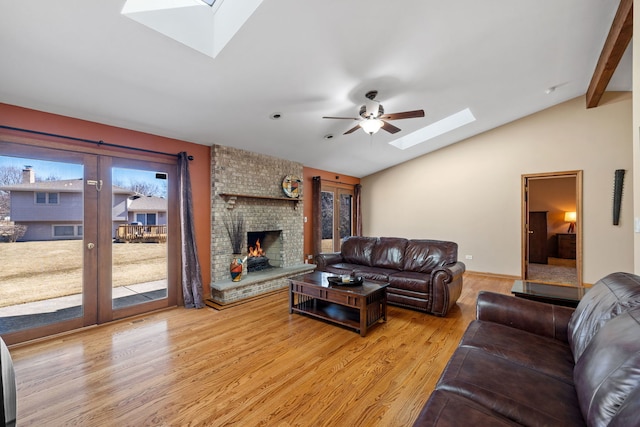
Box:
left=388, top=108, right=476, bottom=150
left=121, top=0, right=263, bottom=59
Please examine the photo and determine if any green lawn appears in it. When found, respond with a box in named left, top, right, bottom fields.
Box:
left=0, top=240, right=167, bottom=307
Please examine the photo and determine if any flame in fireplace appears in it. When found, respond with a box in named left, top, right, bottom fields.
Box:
left=248, top=239, right=265, bottom=257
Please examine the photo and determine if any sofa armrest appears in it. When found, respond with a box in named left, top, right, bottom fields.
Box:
left=314, top=252, right=343, bottom=271
left=430, top=261, right=466, bottom=316
left=476, top=291, right=574, bottom=342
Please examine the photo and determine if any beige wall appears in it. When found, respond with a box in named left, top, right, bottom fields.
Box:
left=362, top=92, right=632, bottom=284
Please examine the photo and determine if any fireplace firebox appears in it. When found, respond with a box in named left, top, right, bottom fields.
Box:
left=247, top=230, right=283, bottom=272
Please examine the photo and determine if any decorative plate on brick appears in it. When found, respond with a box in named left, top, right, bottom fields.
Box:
left=282, top=175, right=301, bottom=198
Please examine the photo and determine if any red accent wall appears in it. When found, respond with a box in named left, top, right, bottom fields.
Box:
left=0, top=103, right=212, bottom=296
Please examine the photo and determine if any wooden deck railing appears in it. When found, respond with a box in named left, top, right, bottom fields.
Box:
left=116, top=225, right=167, bottom=243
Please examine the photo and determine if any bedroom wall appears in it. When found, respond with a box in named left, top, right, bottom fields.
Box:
left=361, top=92, right=633, bottom=284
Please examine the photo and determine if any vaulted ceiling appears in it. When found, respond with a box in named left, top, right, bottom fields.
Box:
left=0, top=1, right=632, bottom=177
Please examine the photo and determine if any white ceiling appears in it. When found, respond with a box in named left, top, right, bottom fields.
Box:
left=0, top=0, right=632, bottom=178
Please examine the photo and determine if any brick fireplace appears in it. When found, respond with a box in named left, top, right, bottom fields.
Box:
left=209, top=145, right=314, bottom=305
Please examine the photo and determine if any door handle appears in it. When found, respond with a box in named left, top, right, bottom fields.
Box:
left=528, top=230, right=534, bottom=234
left=87, top=242, right=95, bottom=250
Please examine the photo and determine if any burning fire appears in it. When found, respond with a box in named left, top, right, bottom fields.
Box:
left=248, top=239, right=265, bottom=257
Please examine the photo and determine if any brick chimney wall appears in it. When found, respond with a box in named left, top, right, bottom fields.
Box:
left=210, top=145, right=304, bottom=282
left=22, top=167, right=34, bottom=184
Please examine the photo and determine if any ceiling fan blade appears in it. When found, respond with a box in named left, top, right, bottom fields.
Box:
left=381, top=121, right=401, bottom=134
left=322, top=116, right=359, bottom=120
left=344, top=124, right=361, bottom=135
left=380, top=109, right=425, bottom=120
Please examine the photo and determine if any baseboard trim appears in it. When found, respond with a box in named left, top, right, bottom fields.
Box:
left=465, top=271, right=520, bottom=280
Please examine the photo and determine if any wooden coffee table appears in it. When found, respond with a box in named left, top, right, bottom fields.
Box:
left=289, top=271, right=388, bottom=337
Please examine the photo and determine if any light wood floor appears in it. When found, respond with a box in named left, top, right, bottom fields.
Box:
left=9, top=273, right=513, bottom=427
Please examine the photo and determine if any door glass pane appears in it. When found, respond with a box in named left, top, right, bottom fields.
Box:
left=339, top=193, right=353, bottom=245
left=112, top=167, right=168, bottom=309
left=0, top=156, right=84, bottom=335
left=321, top=191, right=334, bottom=253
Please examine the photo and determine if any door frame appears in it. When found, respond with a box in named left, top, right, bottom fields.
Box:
left=521, top=170, right=583, bottom=286
left=321, top=183, right=355, bottom=252
left=0, top=135, right=179, bottom=344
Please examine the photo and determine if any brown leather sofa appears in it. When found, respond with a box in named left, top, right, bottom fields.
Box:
left=314, top=236, right=465, bottom=316
left=413, top=271, right=640, bottom=426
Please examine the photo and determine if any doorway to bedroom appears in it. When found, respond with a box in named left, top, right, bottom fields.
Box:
left=522, top=171, right=582, bottom=286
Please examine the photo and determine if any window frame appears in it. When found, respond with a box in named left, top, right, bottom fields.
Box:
left=52, top=224, right=83, bottom=238
left=35, top=191, right=60, bottom=205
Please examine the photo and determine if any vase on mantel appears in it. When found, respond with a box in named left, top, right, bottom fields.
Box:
left=230, top=255, right=246, bottom=282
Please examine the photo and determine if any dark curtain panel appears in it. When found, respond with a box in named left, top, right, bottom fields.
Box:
left=312, top=176, right=322, bottom=256
left=178, top=152, right=205, bottom=308
left=354, top=183, right=363, bottom=236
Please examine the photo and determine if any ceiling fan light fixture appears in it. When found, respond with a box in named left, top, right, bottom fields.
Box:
left=360, top=119, right=383, bottom=135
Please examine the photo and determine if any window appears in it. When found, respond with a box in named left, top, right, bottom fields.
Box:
left=136, top=213, right=157, bottom=225
left=35, top=192, right=59, bottom=205
left=53, top=225, right=82, bottom=238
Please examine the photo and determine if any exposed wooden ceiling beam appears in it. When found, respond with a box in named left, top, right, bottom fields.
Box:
left=586, top=0, right=633, bottom=108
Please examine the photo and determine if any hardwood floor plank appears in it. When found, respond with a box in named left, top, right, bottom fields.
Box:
left=9, top=273, right=513, bottom=426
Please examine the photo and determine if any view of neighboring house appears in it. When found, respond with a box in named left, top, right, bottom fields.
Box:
left=0, top=168, right=167, bottom=241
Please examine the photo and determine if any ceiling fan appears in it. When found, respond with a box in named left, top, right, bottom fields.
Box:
left=323, top=90, right=425, bottom=135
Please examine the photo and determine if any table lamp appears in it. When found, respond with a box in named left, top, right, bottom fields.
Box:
left=564, top=211, right=576, bottom=233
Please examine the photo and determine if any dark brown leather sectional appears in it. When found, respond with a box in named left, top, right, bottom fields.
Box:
left=315, top=236, right=465, bottom=316
left=413, top=272, right=640, bottom=426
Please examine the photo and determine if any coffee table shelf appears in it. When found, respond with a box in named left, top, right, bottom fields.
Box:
left=291, top=298, right=360, bottom=330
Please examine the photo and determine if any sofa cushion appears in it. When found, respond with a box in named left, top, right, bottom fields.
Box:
left=323, top=263, right=359, bottom=276
left=340, top=236, right=377, bottom=266
left=460, top=320, right=575, bottom=384
left=388, top=271, right=429, bottom=293
left=413, top=390, right=521, bottom=427
left=568, top=272, right=640, bottom=362
left=403, top=240, right=457, bottom=273
left=573, top=306, right=640, bottom=427
left=436, top=347, right=585, bottom=426
left=353, top=266, right=397, bottom=282
left=370, top=237, right=408, bottom=270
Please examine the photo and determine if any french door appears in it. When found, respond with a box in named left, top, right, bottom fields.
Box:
left=321, top=185, right=355, bottom=252
left=0, top=141, right=177, bottom=344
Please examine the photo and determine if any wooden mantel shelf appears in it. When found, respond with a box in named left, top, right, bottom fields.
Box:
left=219, top=192, right=302, bottom=208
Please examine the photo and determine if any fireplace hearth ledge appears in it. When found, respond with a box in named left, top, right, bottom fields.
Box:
left=209, top=264, right=316, bottom=305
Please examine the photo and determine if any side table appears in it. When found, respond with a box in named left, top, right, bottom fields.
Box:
left=511, top=280, right=587, bottom=308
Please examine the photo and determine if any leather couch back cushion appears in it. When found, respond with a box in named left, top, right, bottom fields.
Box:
left=573, top=307, right=640, bottom=426
left=341, top=236, right=377, bottom=266
left=371, top=237, right=408, bottom=270
left=403, top=240, right=458, bottom=273
left=568, top=272, right=640, bottom=362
